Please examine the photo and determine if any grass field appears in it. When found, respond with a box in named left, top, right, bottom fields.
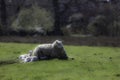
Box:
left=0, top=42, right=120, bottom=80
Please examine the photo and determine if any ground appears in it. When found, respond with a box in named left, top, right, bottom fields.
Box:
left=0, top=42, right=120, bottom=80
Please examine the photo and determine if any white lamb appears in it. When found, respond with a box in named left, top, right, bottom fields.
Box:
left=19, top=54, right=29, bottom=60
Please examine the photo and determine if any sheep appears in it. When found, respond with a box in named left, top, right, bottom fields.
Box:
left=23, top=57, right=31, bottom=63
left=19, top=54, right=29, bottom=61
left=19, top=40, right=68, bottom=63
left=19, top=50, right=38, bottom=63
left=32, top=40, right=68, bottom=60
left=19, top=55, right=39, bottom=63
left=30, top=56, right=38, bottom=62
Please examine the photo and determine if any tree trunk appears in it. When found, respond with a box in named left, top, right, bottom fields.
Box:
left=52, top=0, right=63, bottom=35
left=0, top=0, right=7, bottom=26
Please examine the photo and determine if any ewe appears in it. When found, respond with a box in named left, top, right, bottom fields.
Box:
left=32, top=40, right=68, bottom=60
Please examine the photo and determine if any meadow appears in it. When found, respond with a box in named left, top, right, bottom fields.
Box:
left=0, top=42, right=120, bottom=80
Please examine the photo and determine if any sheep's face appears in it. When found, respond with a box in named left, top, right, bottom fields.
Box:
left=53, top=40, right=63, bottom=48
left=19, top=54, right=28, bottom=60
left=24, top=57, right=31, bottom=62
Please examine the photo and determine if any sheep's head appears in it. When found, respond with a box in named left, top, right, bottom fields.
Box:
left=52, top=40, right=63, bottom=49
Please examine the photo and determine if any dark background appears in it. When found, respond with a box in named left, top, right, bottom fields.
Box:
left=0, top=0, right=120, bottom=46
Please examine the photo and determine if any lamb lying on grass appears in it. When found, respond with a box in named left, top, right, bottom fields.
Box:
left=19, top=52, right=38, bottom=63
left=24, top=56, right=38, bottom=63
left=19, top=40, right=68, bottom=63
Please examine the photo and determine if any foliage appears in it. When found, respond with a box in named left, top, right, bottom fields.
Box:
left=0, top=43, right=120, bottom=80
left=12, top=5, right=54, bottom=32
left=87, top=3, right=120, bottom=36
left=0, top=24, right=2, bottom=35
left=0, top=24, right=2, bottom=31
left=0, top=24, right=4, bottom=35
left=68, top=13, right=85, bottom=34
left=108, top=16, right=120, bottom=36
left=1, top=0, right=120, bottom=36
left=87, top=15, right=109, bottom=36
left=61, top=27, right=71, bottom=36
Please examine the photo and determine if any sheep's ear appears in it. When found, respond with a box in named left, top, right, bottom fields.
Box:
left=58, top=40, right=62, bottom=43
left=54, top=40, right=62, bottom=44
left=54, top=40, right=58, bottom=43
left=55, top=40, right=59, bottom=42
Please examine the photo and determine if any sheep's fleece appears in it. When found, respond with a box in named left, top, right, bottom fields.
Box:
left=19, top=40, right=68, bottom=63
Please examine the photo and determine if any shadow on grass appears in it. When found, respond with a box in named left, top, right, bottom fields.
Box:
left=0, top=59, right=18, bottom=66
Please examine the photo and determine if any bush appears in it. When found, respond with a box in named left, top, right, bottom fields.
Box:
left=87, top=15, right=109, bottom=36
left=0, top=24, right=4, bottom=35
left=61, top=26, right=71, bottom=36
left=12, top=5, right=54, bottom=35
left=68, top=13, right=85, bottom=34
left=0, top=24, right=2, bottom=35
left=108, top=20, right=120, bottom=36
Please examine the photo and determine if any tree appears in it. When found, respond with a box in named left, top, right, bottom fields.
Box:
left=87, top=15, right=109, bottom=36
left=52, top=0, right=63, bottom=35
left=0, top=0, right=7, bottom=27
left=12, top=5, right=54, bottom=35
left=0, top=0, right=9, bottom=35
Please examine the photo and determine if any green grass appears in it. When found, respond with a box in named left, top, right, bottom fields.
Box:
left=0, top=42, right=120, bottom=80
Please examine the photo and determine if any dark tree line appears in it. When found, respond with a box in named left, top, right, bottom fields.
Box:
left=0, top=0, right=7, bottom=27
left=0, top=0, right=7, bottom=35
left=0, top=0, right=120, bottom=36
